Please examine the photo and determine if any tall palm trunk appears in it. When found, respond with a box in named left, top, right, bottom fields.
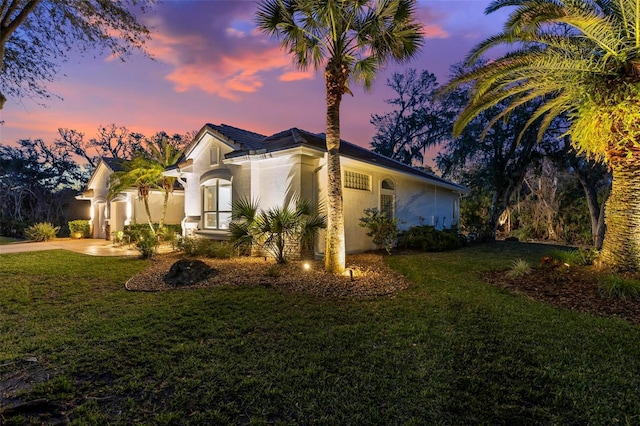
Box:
left=159, top=177, right=174, bottom=231
left=324, top=60, right=346, bottom=274
left=160, top=191, right=169, bottom=230
left=139, top=185, right=155, bottom=235
left=599, top=148, right=640, bottom=271
left=142, top=195, right=155, bottom=235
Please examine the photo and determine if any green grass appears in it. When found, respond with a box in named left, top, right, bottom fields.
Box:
left=0, top=236, right=21, bottom=244
left=1, top=243, right=639, bottom=425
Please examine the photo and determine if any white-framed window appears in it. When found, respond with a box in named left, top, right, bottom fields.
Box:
left=380, top=178, right=395, bottom=219
left=344, top=170, right=370, bottom=190
left=210, top=146, right=219, bottom=166
left=203, top=179, right=232, bottom=230
left=453, top=197, right=460, bottom=221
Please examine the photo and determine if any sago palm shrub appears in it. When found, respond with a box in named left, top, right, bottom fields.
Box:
left=229, top=198, right=326, bottom=264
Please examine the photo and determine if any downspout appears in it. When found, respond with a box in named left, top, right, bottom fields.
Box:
left=174, top=171, right=188, bottom=236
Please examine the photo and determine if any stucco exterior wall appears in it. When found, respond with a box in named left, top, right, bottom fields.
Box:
left=250, top=154, right=305, bottom=210
left=84, top=160, right=185, bottom=238
left=86, top=162, right=111, bottom=239
left=174, top=128, right=464, bottom=256
left=315, top=156, right=463, bottom=254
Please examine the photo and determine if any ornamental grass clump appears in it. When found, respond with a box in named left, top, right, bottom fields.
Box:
left=506, top=259, right=533, bottom=279
left=546, top=248, right=599, bottom=267
left=24, top=222, right=60, bottom=242
left=599, top=275, right=640, bottom=299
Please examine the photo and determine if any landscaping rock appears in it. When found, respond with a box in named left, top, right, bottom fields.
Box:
left=164, top=259, right=218, bottom=287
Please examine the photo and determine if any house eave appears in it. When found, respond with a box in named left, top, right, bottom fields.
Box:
left=223, top=145, right=324, bottom=165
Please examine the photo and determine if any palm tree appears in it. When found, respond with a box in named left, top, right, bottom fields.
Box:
left=108, top=137, right=184, bottom=234
left=146, top=136, right=184, bottom=230
left=109, top=155, right=160, bottom=234
left=445, top=0, right=640, bottom=271
left=256, top=0, right=423, bottom=273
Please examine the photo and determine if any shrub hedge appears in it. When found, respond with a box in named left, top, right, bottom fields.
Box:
left=398, top=225, right=466, bottom=252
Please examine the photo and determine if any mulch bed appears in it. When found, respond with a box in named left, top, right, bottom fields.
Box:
left=126, top=252, right=640, bottom=325
left=125, top=252, right=411, bottom=298
left=483, top=264, right=640, bottom=326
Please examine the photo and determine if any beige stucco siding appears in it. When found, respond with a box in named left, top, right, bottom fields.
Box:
left=112, top=191, right=184, bottom=230
left=315, top=156, right=463, bottom=254
left=254, top=155, right=301, bottom=208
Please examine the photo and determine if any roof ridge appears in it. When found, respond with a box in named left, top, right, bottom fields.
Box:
left=216, top=123, right=267, bottom=139
left=290, top=128, right=303, bottom=144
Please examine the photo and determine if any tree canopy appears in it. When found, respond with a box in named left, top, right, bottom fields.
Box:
left=370, top=69, right=454, bottom=166
left=0, top=0, right=154, bottom=109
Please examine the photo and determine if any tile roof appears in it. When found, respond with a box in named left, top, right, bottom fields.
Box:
left=173, top=122, right=466, bottom=192
left=101, top=157, right=127, bottom=172
left=225, top=127, right=468, bottom=192
left=207, top=123, right=266, bottom=150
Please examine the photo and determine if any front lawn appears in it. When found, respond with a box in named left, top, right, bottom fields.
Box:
left=0, top=237, right=21, bottom=245
left=1, top=243, right=639, bottom=424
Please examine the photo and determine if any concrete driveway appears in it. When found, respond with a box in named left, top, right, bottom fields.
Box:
left=0, top=238, right=160, bottom=257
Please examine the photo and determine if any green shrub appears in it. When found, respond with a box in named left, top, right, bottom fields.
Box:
left=398, top=225, right=466, bottom=252
left=157, top=224, right=182, bottom=242
left=68, top=220, right=91, bottom=238
left=265, top=264, right=284, bottom=278
left=359, top=208, right=400, bottom=254
left=123, top=224, right=158, bottom=243
left=24, top=222, right=60, bottom=241
left=506, top=259, right=533, bottom=278
left=1, top=219, right=28, bottom=239
left=176, top=237, right=236, bottom=258
left=598, top=275, right=640, bottom=299
left=546, top=248, right=599, bottom=266
left=574, top=247, right=599, bottom=266
left=511, top=226, right=535, bottom=241
left=134, top=228, right=158, bottom=259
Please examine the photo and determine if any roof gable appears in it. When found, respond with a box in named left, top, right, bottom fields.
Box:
left=182, top=123, right=267, bottom=160
left=85, top=157, right=128, bottom=189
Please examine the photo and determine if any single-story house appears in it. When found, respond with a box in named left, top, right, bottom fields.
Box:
left=76, top=157, right=185, bottom=239
left=163, top=123, right=469, bottom=256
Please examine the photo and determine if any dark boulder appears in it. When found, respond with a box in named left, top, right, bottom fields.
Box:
left=164, top=259, right=217, bottom=287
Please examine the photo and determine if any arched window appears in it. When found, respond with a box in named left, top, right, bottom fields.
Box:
left=380, top=178, right=395, bottom=219
left=203, top=179, right=232, bottom=230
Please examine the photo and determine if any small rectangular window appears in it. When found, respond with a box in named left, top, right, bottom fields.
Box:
left=344, top=170, right=370, bottom=191
left=210, top=146, right=219, bottom=166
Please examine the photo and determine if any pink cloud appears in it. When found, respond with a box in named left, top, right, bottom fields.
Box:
left=143, top=3, right=304, bottom=100
left=280, top=70, right=315, bottom=82
left=142, top=2, right=451, bottom=102
left=422, top=24, right=449, bottom=39
left=225, top=27, right=245, bottom=38
left=161, top=44, right=295, bottom=100
left=418, top=6, right=449, bottom=39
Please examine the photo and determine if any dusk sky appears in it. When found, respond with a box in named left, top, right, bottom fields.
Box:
left=0, top=1, right=509, bottom=166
